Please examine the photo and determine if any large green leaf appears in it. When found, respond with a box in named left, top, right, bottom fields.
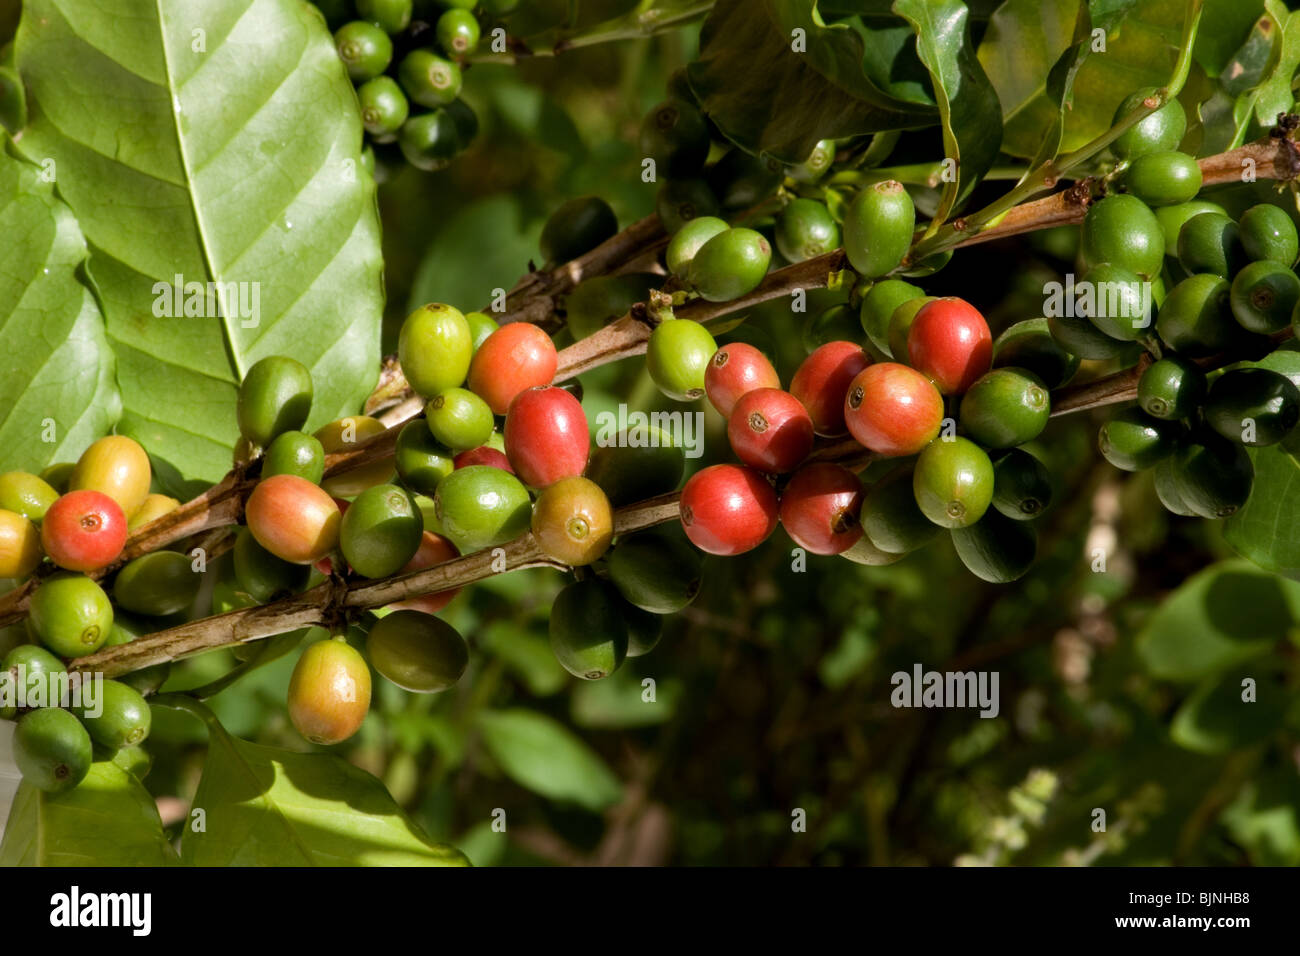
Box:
left=1169, top=666, right=1286, bottom=754
left=15, top=0, right=383, bottom=490
left=1225, top=443, right=1300, bottom=575
left=893, top=0, right=1003, bottom=223
left=181, top=715, right=468, bottom=866
left=1194, top=0, right=1266, bottom=78
left=1135, top=560, right=1298, bottom=682
left=0, top=762, right=178, bottom=866
left=476, top=708, right=623, bottom=811
left=0, top=143, right=117, bottom=472
left=1197, top=8, right=1285, bottom=153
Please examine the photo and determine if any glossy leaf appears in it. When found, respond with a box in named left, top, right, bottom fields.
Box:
left=1198, top=8, right=1284, bottom=153
left=0, top=762, right=177, bottom=866
left=1225, top=442, right=1300, bottom=575
left=15, top=0, right=383, bottom=491
left=476, top=708, right=623, bottom=811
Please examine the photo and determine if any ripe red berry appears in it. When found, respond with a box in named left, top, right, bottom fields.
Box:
left=387, top=531, right=461, bottom=614
left=467, top=323, right=558, bottom=414
left=704, top=342, right=780, bottom=418
left=504, top=385, right=590, bottom=487
left=727, top=388, right=815, bottom=473
left=454, top=445, right=514, bottom=473
left=679, top=463, right=779, bottom=555
left=907, top=297, right=993, bottom=395
left=779, top=462, right=864, bottom=555
left=41, top=490, right=128, bottom=572
left=844, top=362, right=944, bottom=457
left=790, top=341, right=872, bottom=436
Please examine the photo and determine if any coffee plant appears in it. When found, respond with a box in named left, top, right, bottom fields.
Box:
left=0, top=0, right=1298, bottom=870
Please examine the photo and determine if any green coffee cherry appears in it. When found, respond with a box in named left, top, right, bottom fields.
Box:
left=706, top=149, right=784, bottom=209
left=913, top=437, right=995, bottom=529
left=433, top=466, right=532, bottom=553
left=549, top=579, right=628, bottom=680
left=234, top=527, right=309, bottom=603
left=334, top=21, right=393, bottom=82
left=639, top=99, right=711, bottom=178
left=1177, top=212, right=1245, bottom=278
left=1170, top=433, right=1254, bottom=518
left=607, top=530, right=702, bottom=614
left=775, top=199, right=840, bottom=263
left=1079, top=263, right=1152, bottom=341
left=1123, top=151, right=1201, bottom=206
left=790, top=139, right=836, bottom=184
left=1098, top=407, right=1181, bottom=471
left=340, top=484, right=423, bottom=578
left=30, top=575, right=113, bottom=658
left=656, top=178, right=721, bottom=235
left=114, top=551, right=200, bottom=617
left=860, top=465, right=940, bottom=554
left=368, top=611, right=468, bottom=693
left=0, top=471, right=59, bottom=521
left=839, top=535, right=906, bottom=566
left=394, top=420, right=455, bottom=496
left=436, top=9, right=480, bottom=55
left=1, top=644, right=66, bottom=718
left=1155, top=274, right=1236, bottom=356
left=860, top=279, right=924, bottom=357
left=72, top=679, right=151, bottom=749
left=1111, top=87, right=1186, bottom=159
left=1048, top=310, right=1140, bottom=361
left=540, top=196, right=618, bottom=265
left=623, top=602, right=663, bottom=658
left=991, top=448, right=1053, bottom=521
left=646, top=318, right=717, bottom=401
left=564, top=274, right=657, bottom=341
left=237, top=356, right=314, bottom=449
left=1153, top=456, right=1198, bottom=516
left=398, top=303, right=472, bottom=397
left=13, top=707, right=92, bottom=793
left=950, top=510, right=1037, bottom=583
left=398, top=49, right=463, bottom=108
left=262, top=430, right=325, bottom=484
left=356, top=76, right=409, bottom=140
left=1138, top=356, right=1205, bottom=420
left=585, top=427, right=684, bottom=507
left=843, top=180, right=914, bottom=279
left=425, top=387, right=494, bottom=451
left=992, top=318, right=1079, bottom=388
left=1204, top=368, right=1300, bottom=447
left=464, top=310, right=499, bottom=350
left=1238, top=203, right=1299, bottom=265
left=356, top=0, right=411, bottom=34
left=398, top=108, right=462, bottom=171
left=666, top=216, right=729, bottom=278
left=1154, top=200, right=1226, bottom=251
left=1081, top=194, right=1164, bottom=278
left=959, top=368, right=1050, bottom=449
left=1229, top=260, right=1300, bottom=334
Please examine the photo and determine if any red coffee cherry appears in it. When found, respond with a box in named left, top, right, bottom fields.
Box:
left=727, top=388, right=815, bottom=473
left=387, top=531, right=461, bottom=615
left=467, top=323, right=558, bottom=414
left=779, top=462, right=865, bottom=555
left=907, top=297, right=993, bottom=395
left=246, top=474, right=342, bottom=565
left=504, top=385, right=591, bottom=487
left=704, top=342, right=780, bottom=418
left=41, top=490, right=128, bottom=572
left=453, top=445, right=514, bottom=473
left=844, top=362, right=944, bottom=457
left=679, top=463, right=779, bottom=555
left=790, top=341, right=872, bottom=436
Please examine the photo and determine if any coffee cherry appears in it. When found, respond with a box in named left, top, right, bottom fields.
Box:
left=1154, top=199, right=1225, bottom=250
left=394, top=420, right=455, bottom=495
left=0, top=509, right=41, bottom=579
left=531, top=476, right=613, bottom=566
left=1124, top=150, right=1201, bottom=206
left=467, top=322, right=558, bottom=415
left=1082, top=194, right=1164, bottom=278
left=790, top=341, right=871, bottom=436
left=1098, top=407, right=1181, bottom=471
left=728, top=388, right=814, bottom=474
left=656, top=178, right=721, bottom=234
left=843, top=180, right=914, bottom=278
left=564, top=273, right=656, bottom=340
left=0, top=471, right=58, bottom=521
left=425, top=387, right=494, bottom=451
left=262, top=430, right=326, bottom=485
left=436, top=8, right=480, bottom=55
left=398, top=109, right=462, bottom=171
left=1110, top=87, right=1186, bottom=159
left=237, top=355, right=313, bottom=449
left=464, top=310, right=499, bottom=350
left=540, top=196, right=618, bottom=265
left=368, top=611, right=468, bottom=692
left=315, top=415, right=396, bottom=497
left=356, top=76, right=409, bottom=139
left=1177, top=211, right=1245, bottom=278
left=387, top=531, right=461, bottom=614
left=623, top=601, right=664, bottom=658
left=950, top=510, right=1037, bottom=583
left=356, top=0, right=411, bottom=34
left=340, top=484, right=423, bottom=578
left=1, top=644, right=65, bottom=719
left=233, top=527, right=309, bottom=603
left=992, top=318, right=1079, bottom=389
left=860, top=465, right=940, bottom=554
left=585, top=429, right=684, bottom=507
left=453, top=445, right=514, bottom=473
left=41, top=489, right=127, bottom=572
left=549, top=579, right=628, bottom=680
left=1169, top=433, right=1254, bottom=518
left=246, top=474, right=342, bottom=564
left=13, top=707, right=92, bottom=793
left=1138, top=355, right=1205, bottom=420
left=859, top=278, right=924, bottom=357
left=398, top=303, right=472, bottom=398
left=114, top=551, right=200, bottom=616
left=991, top=448, right=1053, bottom=521
left=1155, top=274, right=1236, bottom=356
left=398, top=48, right=462, bottom=107
left=666, top=216, right=729, bottom=278
left=1078, top=263, right=1153, bottom=341
left=30, top=574, right=113, bottom=657
left=801, top=304, right=861, bottom=354
left=779, top=462, right=864, bottom=555
left=335, top=20, right=392, bottom=82
left=688, top=228, right=772, bottom=302
left=1204, top=368, right=1300, bottom=447
left=72, top=679, right=151, bottom=749
left=1153, top=456, right=1198, bottom=516
left=679, top=464, right=778, bottom=555
left=504, top=386, right=590, bottom=487
left=775, top=199, right=840, bottom=262
left=705, top=342, right=780, bottom=418
left=126, top=494, right=178, bottom=533
left=844, top=363, right=944, bottom=457
left=907, top=297, right=993, bottom=395
left=790, top=138, right=835, bottom=183
left=647, top=318, right=717, bottom=401
left=287, top=638, right=371, bottom=745
left=639, top=99, right=710, bottom=178
left=959, top=368, right=1050, bottom=449
left=1048, top=310, right=1140, bottom=361
left=913, top=437, right=994, bottom=529
left=1238, top=203, right=1299, bottom=265
left=433, top=465, right=532, bottom=552
left=887, top=295, right=936, bottom=362
left=70, top=435, right=151, bottom=518
left=839, top=535, right=905, bottom=566
left=607, top=529, right=702, bottom=613
left=1230, top=260, right=1300, bottom=334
